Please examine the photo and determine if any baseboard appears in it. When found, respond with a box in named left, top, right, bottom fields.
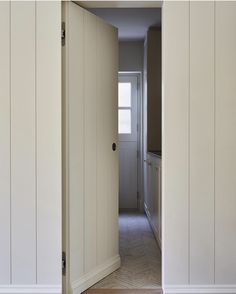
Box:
left=163, top=285, right=236, bottom=294
left=0, top=285, right=61, bottom=294
left=71, top=254, right=121, bottom=294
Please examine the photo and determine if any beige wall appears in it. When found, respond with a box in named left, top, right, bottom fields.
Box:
left=0, top=2, right=61, bottom=292
left=163, top=1, right=236, bottom=292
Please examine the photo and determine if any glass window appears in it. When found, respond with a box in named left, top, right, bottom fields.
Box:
left=118, top=83, right=131, bottom=107
left=119, top=109, right=131, bottom=134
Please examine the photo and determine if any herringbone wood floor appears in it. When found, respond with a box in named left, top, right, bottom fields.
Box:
left=91, top=212, right=162, bottom=290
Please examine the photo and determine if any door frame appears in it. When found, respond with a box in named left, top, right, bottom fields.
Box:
left=62, top=2, right=163, bottom=293
left=118, top=71, right=143, bottom=210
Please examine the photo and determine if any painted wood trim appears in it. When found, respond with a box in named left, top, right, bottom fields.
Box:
left=0, top=1, right=11, bottom=284
left=215, top=1, right=236, bottom=283
left=71, top=255, right=120, bottom=294
left=84, top=10, right=98, bottom=273
left=189, top=1, right=215, bottom=284
left=0, top=285, right=61, bottom=294
left=162, top=0, right=190, bottom=285
left=36, top=1, right=62, bottom=285
left=164, top=285, right=236, bottom=294
left=11, top=2, right=36, bottom=283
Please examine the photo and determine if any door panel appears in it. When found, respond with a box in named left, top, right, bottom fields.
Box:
left=118, top=75, right=138, bottom=209
left=119, top=141, right=138, bottom=208
left=63, top=2, right=120, bottom=293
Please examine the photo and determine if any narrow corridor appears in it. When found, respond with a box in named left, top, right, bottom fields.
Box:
left=92, top=211, right=161, bottom=289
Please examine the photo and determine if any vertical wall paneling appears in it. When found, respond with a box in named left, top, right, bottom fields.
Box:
left=189, top=1, right=215, bottom=284
left=65, top=4, right=119, bottom=291
left=0, top=1, right=11, bottom=284
left=215, top=2, right=236, bottom=284
left=162, top=1, right=190, bottom=285
left=96, top=19, right=109, bottom=265
left=36, top=2, right=61, bottom=284
left=96, top=20, right=119, bottom=262
left=0, top=1, right=61, bottom=288
left=163, top=1, right=236, bottom=289
left=68, top=3, right=85, bottom=282
left=11, top=1, right=36, bottom=284
left=106, top=24, right=119, bottom=259
left=84, top=10, right=97, bottom=273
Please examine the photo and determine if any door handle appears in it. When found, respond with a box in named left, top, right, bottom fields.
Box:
left=112, top=143, right=117, bottom=151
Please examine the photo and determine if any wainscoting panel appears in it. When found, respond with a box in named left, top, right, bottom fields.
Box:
left=163, top=0, right=236, bottom=289
left=0, top=1, right=61, bottom=290
left=0, top=1, right=11, bottom=284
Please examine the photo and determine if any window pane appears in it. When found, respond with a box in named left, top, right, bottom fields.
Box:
left=118, top=83, right=131, bottom=107
left=119, top=109, right=131, bottom=134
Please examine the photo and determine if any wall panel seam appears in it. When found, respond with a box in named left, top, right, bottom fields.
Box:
left=67, top=4, right=71, bottom=285
left=9, top=1, right=12, bottom=285
left=213, top=0, right=216, bottom=284
left=83, top=10, right=85, bottom=275
left=34, top=1, right=38, bottom=284
left=95, top=18, right=98, bottom=268
left=188, top=0, right=191, bottom=285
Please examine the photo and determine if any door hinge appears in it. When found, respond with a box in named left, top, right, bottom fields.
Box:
left=61, top=22, right=65, bottom=46
left=137, top=191, right=140, bottom=200
left=62, top=251, right=66, bottom=276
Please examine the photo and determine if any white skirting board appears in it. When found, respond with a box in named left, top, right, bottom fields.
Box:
left=163, top=285, right=236, bottom=294
left=71, top=255, right=121, bottom=294
left=0, top=285, right=61, bottom=294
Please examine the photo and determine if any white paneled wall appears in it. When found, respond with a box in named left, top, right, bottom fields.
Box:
left=0, top=1, right=61, bottom=292
left=11, top=2, right=36, bottom=283
left=189, top=2, right=215, bottom=284
left=163, top=1, right=189, bottom=285
left=215, top=2, right=236, bottom=284
left=0, top=1, right=11, bottom=285
left=163, top=1, right=236, bottom=292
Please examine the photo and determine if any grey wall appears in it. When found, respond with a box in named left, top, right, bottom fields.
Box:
left=119, top=41, right=144, bottom=72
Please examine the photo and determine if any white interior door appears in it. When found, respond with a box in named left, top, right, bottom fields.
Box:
left=119, top=74, right=138, bottom=209
left=62, top=2, right=120, bottom=293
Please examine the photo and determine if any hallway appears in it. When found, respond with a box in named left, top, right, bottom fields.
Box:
left=92, top=212, right=161, bottom=289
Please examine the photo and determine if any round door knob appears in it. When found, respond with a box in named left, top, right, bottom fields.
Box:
left=112, top=143, right=117, bottom=151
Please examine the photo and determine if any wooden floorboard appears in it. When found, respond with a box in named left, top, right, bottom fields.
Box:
left=83, top=290, right=162, bottom=294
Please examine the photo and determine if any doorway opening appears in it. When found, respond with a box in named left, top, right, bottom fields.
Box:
left=62, top=2, right=162, bottom=293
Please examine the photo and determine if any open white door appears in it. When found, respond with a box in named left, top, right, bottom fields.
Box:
left=62, top=2, right=120, bottom=294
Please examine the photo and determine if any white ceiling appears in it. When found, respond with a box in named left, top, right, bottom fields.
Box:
left=89, top=8, right=161, bottom=41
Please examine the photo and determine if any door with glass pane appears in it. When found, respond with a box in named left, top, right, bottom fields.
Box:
left=119, top=74, right=138, bottom=209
